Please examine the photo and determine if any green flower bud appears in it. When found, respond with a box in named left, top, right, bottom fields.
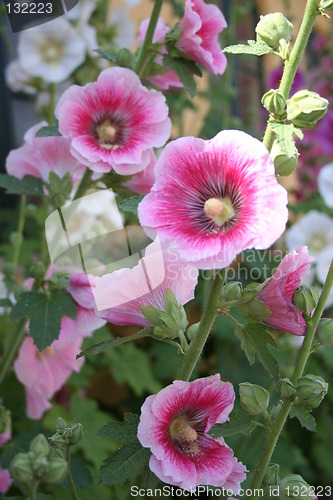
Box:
left=30, top=434, right=50, bottom=457
left=164, top=288, right=188, bottom=332
left=317, top=318, right=333, bottom=347
left=62, top=427, right=73, bottom=443
left=70, top=423, right=83, bottom=444
left=10, top=231, right=23, bottom=247
left=239, top=382, right=270, bottom=416
left=269, top=400, right=283, bottom=420
left=10, top=452, right=34, bottom=484
left=56, top=417, right=67, bottom=432
left=292, top=285, right=319, bottom=315
left=31, top=455, right=49, bottom=477
left=222, top=282, right=243, bottom=302
left=262, top=89, right=286, bottom=116
left=271, top=140, right=298, bottom=176
left=165, top=23, right=183, bottom=44
left=116, top=48, right=134, bottom=68
left=276, top=378, right=295, bottom=399
left=286, top=90, right=329, bottom=129
left=238, top=299, right=272, bottom=322
left=279, top=474, right=314, bottom=500
left=255, top=13, right=293, bottom=50
left=320, top=0, right=333, bottom=12
left=48, top=272, right=70, bottom=291
left=296, top=374, right=328, bottom=409
left=49, top=432, right=66, bottom=449
left=186, top=322, right=200, bottom=341
left=29, top=261, right=46, bottom=281
left=25, top=204, right=38, bottom=218
left=0, top=405, right=11, bottom=435
left=42, top=457, right=67, bottom=484
left=263, top=463, right=279, bottom=486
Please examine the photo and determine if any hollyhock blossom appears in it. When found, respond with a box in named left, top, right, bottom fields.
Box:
left=0, top=430, right=11, bottom=446
left=55, top=67, right=171, bottom=174
left=123, top=149, right=156, bottom=194
left=138, top=131, right=288, bottom=269
left=93, top=240, right=198, bottom=326
left=14, top=318, right=84, bottom=420
left=257, top=247, right=314, bottom=336
left=137, top=375, right=246, bottom=491
left=17, top=18, right=86, bottom=84
left=177, top=0, right=227, bottom=75
left=0, top=468, right=12, bottom=494
left=6, top=121, right=86, bottom=183
left=318, top=163, right=333, bottom=208
left=5, top=60, right=36, bottom=95
left=138, top=18, right=182, bottom=90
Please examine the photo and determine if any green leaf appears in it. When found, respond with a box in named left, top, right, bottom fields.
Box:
left=0, top=174, right=44, bottom=196
left=162, top=54, right=198, bottom=97
left=35, top=125, right=61, bottom=137
left=11, top=290, right=77, bottom=350
left=118, top=195, right=145, bottom=213
left=0, top=298, right=12, bottom=307
left=209, top=410, right=259, bottom=438
left=235, top=323, right=279, bottom=379
left=290, top=404, right=317, bottom=432
left=269, top=121, right=303, bottom=157
left=77, top=327, right=153, bottom=358
left=223, top=40, right=273, bottom=56
left=99, top=413, right=151, bottom=486
left=95, top=49, right=117, bottom=62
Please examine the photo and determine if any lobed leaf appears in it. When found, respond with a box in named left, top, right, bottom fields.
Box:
left=0, top=174, right=44, bottom=196
left=162, top=54, right=198, bottom=97
left=118, top=195, right=145, bottom=214
left=209, top=410, right=259, bottom=438
left=290, top=404, right=317, bottom=432
left=223, top=40, right=273, bottom=56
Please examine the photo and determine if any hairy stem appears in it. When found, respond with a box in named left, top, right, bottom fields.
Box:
left=66, top=447, right=79, bottom=500
left=176, top=269, right=227, bottom=381
left=12, top=195, right=26, bottom=268
left=249, top=259, right=333, bottom=498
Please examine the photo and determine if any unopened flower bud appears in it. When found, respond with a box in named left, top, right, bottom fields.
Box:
left=292, top=285, right=319, bottom=315
left=263, top=463, right=279, bottom=486
left=30, top=261, right=46, bottom=281
left=269, top=400, right=283, bottom=420
left=238, top=298, right=272, bottom=322
left=49, top=432, right=66, bottom=448
left=271, top=140, right=298, bottom=176
left=26, top=204, right=38, bottom=218
left=10, top=452, right=34, bottom=484
left=116, top=48, right=134, bottom=68
left=186, top=322, right=200, bottom=341
left=48, top=272, right=70, bottom=291
left=286, top=90, right=328, bottom=129
left=42, top=458, right=67, bottom=484
left=320, top=0, right=333, bottom=12
left=62, top=427, right=73, bottom=443
left=31, top=455, right=49, bottom=477
left=317, top=318, right=333, bottom=347
left=255, top=13, right=293, bottom=50
left=239, top=382, right=270, bottom=416
left=276, top=378, right=295, bottom=399
left=70, top=423, right=83, bottom=444
left=56, top=417, right=67, bottom=432
left=296, top=374, right=328, bottom=409
left=262, top=89, right=286, bottom=116
left=279, top=474, right=314, bottom=500
left=30, top=434, right=50, bottom=457
left=222, top=282, right=243, bottom=302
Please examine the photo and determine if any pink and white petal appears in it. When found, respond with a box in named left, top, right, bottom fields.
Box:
left=26, top=388, right=52, bottom=420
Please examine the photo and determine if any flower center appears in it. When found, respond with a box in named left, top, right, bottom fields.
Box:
left=96, top=121, right=120, bottom=150
left=40, top=41, right=64, bottom=63
left=169, top=416, right=200, bottom=456
left=204, top=197, right=235, bottom=227
left=310, top=235, right=328, bottom=254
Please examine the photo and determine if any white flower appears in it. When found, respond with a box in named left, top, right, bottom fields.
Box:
left=109, top=7, right=135, bottom=49
left=5, top=60, right=36, bottom=95
left=285, top=211, right=333, bottom=257
left=17, top=17, right=86, bottom=83
left=318, top=163, right=333, bottom=208
left=122, top=0, right=140, bottom=6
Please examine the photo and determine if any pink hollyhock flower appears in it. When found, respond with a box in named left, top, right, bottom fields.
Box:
left=0, top=468, right=12, bottom=494
left=138, top=131, right=288, bottom=269
left=137, top=18, right=182, bottom=90
left=93, top=240, right=198, bottom=326
left=55, top=67, right=172, bottom=175
left=177, top=0, right=227, bottom=75
left=6, top=121, right=86, bottom=183
left=123, top=149, right=156, bottom=195
left=14, top=317, right=84, bottom=420
left=0, top=430, right=11, bottom=446
left=137, top=374, right=246, bottom=491
left=257, top=247, right=314, bottom=336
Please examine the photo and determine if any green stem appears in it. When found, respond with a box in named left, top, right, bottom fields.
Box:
left=72, top=168, right=93, bottom=201
left=263, top=0, right=319, bottom=152
left=12, top=195, right=26, bottom=269
left=134, top=0, right=164, bottom=77
left=249, top=259, right=333, bottom=498
left=176, top=269, right=227, bottom=381
left=66, top=447, right=79, bottom=500
left=28, top=480, right=38, bottom=500
left=0, top=318, right=28, bottom=386
left=48, top=83, right=57, bottom=125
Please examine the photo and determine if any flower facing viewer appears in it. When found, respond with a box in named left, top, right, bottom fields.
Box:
left=138, top=375, right=246, bottom=491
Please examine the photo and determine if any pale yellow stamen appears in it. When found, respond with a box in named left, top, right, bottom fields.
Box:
left=96, top=121, right=120, bottom=150
left=204, top=197, right=235, bottom=227
left=169, top=416, right=200, bottom=456
left=43, top=347, right=55, bottom=356
left=40, top=41, right=64, bottom=63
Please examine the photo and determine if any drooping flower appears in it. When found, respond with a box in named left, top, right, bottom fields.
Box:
left=137, top=375, right=246, bottom=491
left=318, top=163, right=333, bottom=208
left=0, top=468, right=12, bottom=494
left=17, top=18, right=86, bottom=84
left=93, top=240, right=198, bottom=326
left=137, top=18, right=182, bottom=90
left=6, top=121, right=86, bottom=183
left=138, top=131, right=288, bottom=269
left=55, top=67, right=171, bottom=174
left=123, top=149, right=156, bottom=194
left=14, top=318, right=84, bottom=420
left=177, top=0, right=227, bottom=75
left=256, top=247, right=314, bottom=336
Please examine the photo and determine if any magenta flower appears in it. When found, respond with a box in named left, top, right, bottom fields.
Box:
left=137, top=375, right=246, bottom=491
left=138, top=18, right=182, bottom=90
left=123, top=149, right=156, bottom=195
left=257, top=247, right=314, bottom=336
left=93, top=240, right=198, bottom=326
left=55, top=67, right=172, bottom=174
left=177, top=0, right=227, bottom=75
left=0, top=430, right=11, bottom=446
left=6, top=121, right=86, bottom=183
left=0, top=468, right=12, bottom=494
left=14, top=317, right=84, bottom=420
left=138, top=131, right=288, bottom=269
left=267, top=67, right=304, bottom=95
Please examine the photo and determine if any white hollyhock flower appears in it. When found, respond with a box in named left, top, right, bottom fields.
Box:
left=285, top=211, right=333, bottom=257
left=123, top=0, right=140, bottom=6
left=17, top=17, right=86, bottom=83
left=109, top=7, right=135, bottom=49
left=318, top=163, right=333, bottom=208
left=5, top=60, right=36, bottom=95
left=316, top=246, right=333, bottom=308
